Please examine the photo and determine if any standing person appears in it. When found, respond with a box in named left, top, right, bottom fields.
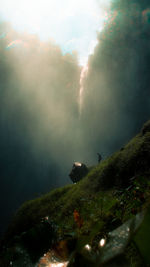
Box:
left=97, top=153, right=102, bottom=163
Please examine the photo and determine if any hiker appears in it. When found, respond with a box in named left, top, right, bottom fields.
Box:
left=97, top=153, right=102, bottom=163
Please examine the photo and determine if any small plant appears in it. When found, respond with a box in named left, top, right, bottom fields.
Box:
left=73, top=210, right=83, bottom=229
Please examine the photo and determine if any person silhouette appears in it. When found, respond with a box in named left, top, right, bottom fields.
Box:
left=97, top=153, right=102, bottom=163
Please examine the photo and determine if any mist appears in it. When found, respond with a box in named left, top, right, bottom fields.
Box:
left=1, top=0, right=150, bottom=237
left=81, top=0, right=150, bottom=155
left=0, top=22, right=85, bottom=236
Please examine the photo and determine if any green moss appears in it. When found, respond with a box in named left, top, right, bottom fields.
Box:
left=3, top=120, right=150, bottom=266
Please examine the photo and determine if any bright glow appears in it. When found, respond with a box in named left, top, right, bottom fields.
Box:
left=39, top=251, right=69, bottom=267
left=84, top=244, right=91, bottom=251
left=74, top=162, right=82, bottom=167
left=46, top=262, right=69, bottom=267
left=79, top=64, right=89, bottom=112
left=99, top=238, right=106, bottom=247
left=0, top=0, right=111, bottom=65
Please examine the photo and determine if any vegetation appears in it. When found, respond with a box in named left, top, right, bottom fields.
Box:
left=1, top=120, right=150, bottom=266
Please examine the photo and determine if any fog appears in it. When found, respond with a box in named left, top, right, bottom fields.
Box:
left=81, top=0, right=150, bottom=154
left=0, top=22, right=83, bottom=236
left=1, top=0, right=150, bottom=237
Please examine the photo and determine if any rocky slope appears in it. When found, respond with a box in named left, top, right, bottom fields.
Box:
left=1, top=120, right=150, bottom=266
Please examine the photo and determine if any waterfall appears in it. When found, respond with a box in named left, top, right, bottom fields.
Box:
left=79, top=64, right=88, bottom=114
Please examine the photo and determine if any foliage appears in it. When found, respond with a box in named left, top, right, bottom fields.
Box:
left=2, top=120, right=150, bottom=266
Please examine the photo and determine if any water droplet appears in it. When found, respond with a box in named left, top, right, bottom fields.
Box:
left=99, top=238, right=106, bottom=247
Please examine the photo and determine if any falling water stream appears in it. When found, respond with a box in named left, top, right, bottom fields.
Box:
left=79, top=64, right=88, bottom=114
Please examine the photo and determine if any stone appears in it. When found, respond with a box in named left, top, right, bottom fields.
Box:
left=69, top=162, right=88, bottom=183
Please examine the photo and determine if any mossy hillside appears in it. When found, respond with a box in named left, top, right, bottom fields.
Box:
left=4, top=122, right=150, bottom=246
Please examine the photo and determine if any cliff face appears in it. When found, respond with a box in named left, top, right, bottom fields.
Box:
left=1, top=120, right=150, bottom=266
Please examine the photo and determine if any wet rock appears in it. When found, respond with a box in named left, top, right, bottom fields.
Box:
left=37, top=236, right=76, bottom=267
left=99, top=212, right=145, bottom=264
left=19, top=217, right=58, bottom=262
left=38, top=249, right=69, bottom=267
left=68, top=212, right=145, bottom=267
left=68, top=250, right=95, bottom=267
left=0, top=245, right=34, bottom=267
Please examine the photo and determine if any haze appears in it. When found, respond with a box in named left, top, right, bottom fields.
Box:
left=0, top=0, right=111, bottom=65
left=1, top=0, right=150, bottom=239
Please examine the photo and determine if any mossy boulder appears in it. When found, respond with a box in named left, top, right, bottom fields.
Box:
left=69, top=162, right=88, bottom=183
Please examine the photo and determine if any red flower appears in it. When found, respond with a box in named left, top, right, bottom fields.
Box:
left=73, top=210, right=83, bottom=228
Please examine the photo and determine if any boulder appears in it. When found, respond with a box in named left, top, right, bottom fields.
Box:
left=69, top=162, right=88, bottom=183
